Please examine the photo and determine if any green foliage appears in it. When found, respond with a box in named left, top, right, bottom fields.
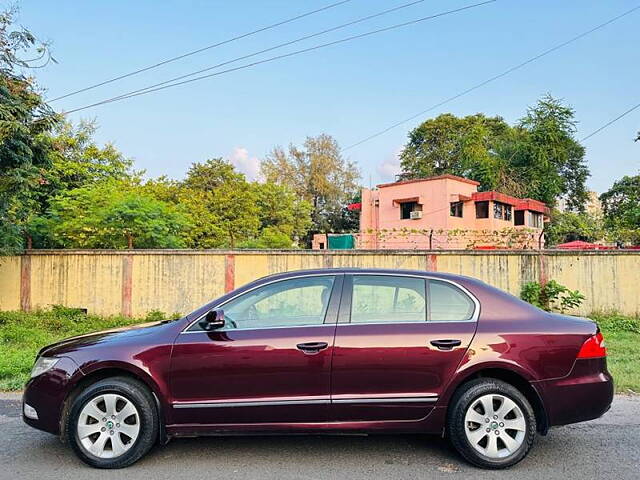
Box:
left=600, top=174, right=640, bottom=245
left=261, top=134, right=360, bottom=242
left=253, top=181, right=312, bottom=243
left=591, top=312, right=640, bottom=334
left=520, top=280, right=585, bottom=313
left=238, top=227, right=295, bottom=249
left=0, top=8, right=59, bottom=254
left=0, top=308, right=141, bottom=390
left=590, top=312, right=640, bottom=393
left=38, top=181, right=191, bottom=248
left=544, top=210, right=604, bottom=245
left=400, top=95, right=589, bottom=210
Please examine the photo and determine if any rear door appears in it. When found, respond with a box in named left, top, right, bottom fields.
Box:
left=329, top=274, right=478, bottom=422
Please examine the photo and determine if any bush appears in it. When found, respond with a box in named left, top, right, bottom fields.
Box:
left=520, top=280, right=585, bottom=313
left=590, top=312, right=640, bottom=334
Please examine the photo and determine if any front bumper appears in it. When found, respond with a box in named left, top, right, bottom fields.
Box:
left=534, top=357, right=614, bottom=427
left=22, top=356, right=84, bottom=435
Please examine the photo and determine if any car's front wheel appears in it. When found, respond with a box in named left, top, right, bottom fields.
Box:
left=65, top=376, right=158, bottom=468
left=446, top=378, right=536, bottom=469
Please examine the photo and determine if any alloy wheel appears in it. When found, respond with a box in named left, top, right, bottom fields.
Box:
left=464, top=393, right=526, bottom=459
left=77, top=393, right=140, bottom=459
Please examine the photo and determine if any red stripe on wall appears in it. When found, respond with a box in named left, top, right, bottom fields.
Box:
left=538, top=253, right=548, bottom=285
left=225, top=254, right=235, bottom=293
left=121, top=254, right=133, bottom=317
left=20, top=255, right=31, bottom=311
left=426, top=254, right=438, bottom=271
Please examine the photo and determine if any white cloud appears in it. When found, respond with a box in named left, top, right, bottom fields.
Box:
left=228, top=147, right=261, bottom=181
left=376, top=147, right=403, bottom=183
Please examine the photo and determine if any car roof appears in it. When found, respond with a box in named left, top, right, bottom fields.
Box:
left=255, top=268, right=474, bottom=282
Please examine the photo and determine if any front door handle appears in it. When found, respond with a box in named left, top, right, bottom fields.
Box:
left=296, top=342, right=329, bottom=354
left=430, top=339, right=462, bottom=350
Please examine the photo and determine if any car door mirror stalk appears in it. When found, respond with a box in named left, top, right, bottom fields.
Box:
left=199, top=309, right=225, bottom=331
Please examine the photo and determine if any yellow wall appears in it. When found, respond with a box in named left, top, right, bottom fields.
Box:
left=2, top=250, right=639, bottom=317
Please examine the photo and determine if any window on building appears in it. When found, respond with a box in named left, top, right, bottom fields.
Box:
left=493, top=202, right=512, bottom=221
left=475, top=201, right=489, bottom=219
left=529, top=212, right=543, bottom=228
left=400, top=201, right=419, bottom=220
left=450, top=201, right=463, bottom=218
left=351, top=275, right=426, bottom=323
left=514, top=210, right=525, bottom=226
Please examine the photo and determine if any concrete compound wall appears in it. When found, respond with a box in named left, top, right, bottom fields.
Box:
left=1, top=250, right=639, bottom=317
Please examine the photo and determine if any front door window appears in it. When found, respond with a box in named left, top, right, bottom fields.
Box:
left=221, top=276, right=335, bottom=329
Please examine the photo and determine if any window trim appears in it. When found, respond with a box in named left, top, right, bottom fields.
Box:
left=182, top=274, right=343, bottom=333
left=338, top=273, right=479, bottom=325
left=400, top=201, right=419, bottom=220
left=475, top=200, right=489, bottom=219
left=450, top=201, right=463, bottom=218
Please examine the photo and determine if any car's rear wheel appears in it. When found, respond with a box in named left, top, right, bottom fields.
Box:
left=446, top=378, right=536, bottom=469
left=65, top=376, right=158, bottom=468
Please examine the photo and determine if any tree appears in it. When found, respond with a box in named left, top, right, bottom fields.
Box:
left=252, top=182, right=312, bottom=245
left=544, top=210, right=604, bottom=246
left=0, top=8, right=59, bottom=254
left=39, top=181, right=190, bottom=249
left=183, top=158, right=244, bottom=191
left=261, top=134, right=360, bottom=240
left=399, top=95, right=590, bottom=210
left=400, top=113, right=514, bottom=192
left=140, top=177, right=224, bottom=249
left=184, top=159, right=260, bottom=247
left=512, top=95, right=589, bottom=210
left=600, top=175, right=640, bottom=244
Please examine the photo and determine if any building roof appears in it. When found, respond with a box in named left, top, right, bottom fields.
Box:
left=515, top=198, right=548, bottom=214
left=471, top=191, right=520, bottom=206
left=376, top=174, right=480, bottom=189
left=556, top=240, right=614, bottom=250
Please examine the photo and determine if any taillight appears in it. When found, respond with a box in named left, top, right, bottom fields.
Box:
left=577, top=332, right=607, bottom=359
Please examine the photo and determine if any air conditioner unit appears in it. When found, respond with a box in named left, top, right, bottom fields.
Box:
left=410, top=210, right=422, bottom=220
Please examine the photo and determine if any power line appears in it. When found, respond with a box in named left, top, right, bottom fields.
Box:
left=48, top=0, right=355, bottom=102
left=581, top=102, right=640, bottom=141
left=83, top=0, right=431, bottom=107
left=342, top=4, right=640, bottom=151
left=61, top=0, right=497, bottom=115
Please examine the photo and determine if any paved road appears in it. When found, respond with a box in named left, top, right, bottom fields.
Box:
left=1, top=393, right=638, bottom=480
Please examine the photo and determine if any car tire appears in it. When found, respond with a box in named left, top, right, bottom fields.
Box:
left=446, top=378, right=536, bottom=469
left=65, top=376, right=158, bottom=469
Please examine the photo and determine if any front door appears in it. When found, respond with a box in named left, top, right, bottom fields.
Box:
left=170, top=274, right=342, bottom=425
left=330, top=274, right=477, bottom=422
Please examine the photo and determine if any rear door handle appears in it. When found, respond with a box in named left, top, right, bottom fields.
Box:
left=296, top=342, right=329, bottom=354
left=430, top=339, right=462, bottom=350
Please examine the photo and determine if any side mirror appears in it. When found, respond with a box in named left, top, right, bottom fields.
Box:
left=199, top=309, right=225, bottom=331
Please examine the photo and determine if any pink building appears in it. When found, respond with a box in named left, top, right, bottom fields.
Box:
left=313, top=174, right=548, bottom=250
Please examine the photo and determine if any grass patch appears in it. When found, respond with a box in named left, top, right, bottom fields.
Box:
left=0, top=307, right=176, bottom=391
left=1, top=308, right=638, bottom=393
left=589, top=312, right=640, bottom=394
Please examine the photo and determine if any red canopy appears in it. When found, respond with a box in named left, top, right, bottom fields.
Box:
left=556, top=240, right=613, bottom=250
left=346, top=202, right=362, bottom=211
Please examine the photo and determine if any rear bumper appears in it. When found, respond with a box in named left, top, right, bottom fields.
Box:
left=533, top=357, right=613, bottom=427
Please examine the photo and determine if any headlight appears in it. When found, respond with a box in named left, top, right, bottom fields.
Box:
left=30, top=357, right=59, bottom=378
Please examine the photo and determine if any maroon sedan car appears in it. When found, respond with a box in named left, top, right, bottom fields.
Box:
left=23, top=269, right=613, bottom=469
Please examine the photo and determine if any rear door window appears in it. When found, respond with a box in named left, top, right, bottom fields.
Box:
left=428, top=280, right=475, bottom=321
left=350, top=275, right=427, bottom=323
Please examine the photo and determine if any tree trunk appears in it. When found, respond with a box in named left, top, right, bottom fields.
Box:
left=127, top=234, right=133, bottom=249
left=26, top=235, right=32, bottom=250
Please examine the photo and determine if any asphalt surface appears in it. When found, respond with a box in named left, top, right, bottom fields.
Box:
left=0, top=393, right=638, bottom=480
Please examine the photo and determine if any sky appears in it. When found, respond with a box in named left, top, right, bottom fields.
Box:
left=15, top=0, right=640, bottom=194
